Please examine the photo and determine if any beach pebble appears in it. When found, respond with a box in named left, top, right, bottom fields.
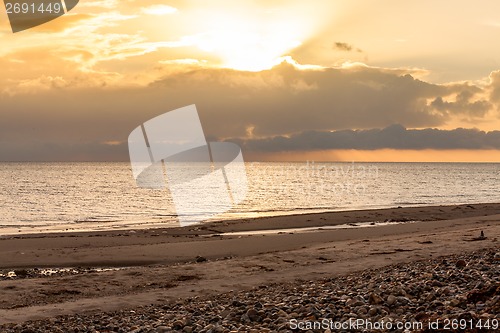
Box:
left=246, top=308, right=260, bottom=321
left=368, top=306, right=379, bottom=316
left=13, top=269, right=29, bottom=278
left=369, top=293, right=384, bottom=305
left=1, top=248, right=498, bottom=333
left=196, top=256, right=207, bottom=263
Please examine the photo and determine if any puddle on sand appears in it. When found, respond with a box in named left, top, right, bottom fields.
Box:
left=217, top=220, right=419, bottom=237
left=0, top=267, right=128, bottom=280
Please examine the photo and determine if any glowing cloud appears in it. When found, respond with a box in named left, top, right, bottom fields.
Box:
left=141, top=5, right=178, bottom=16
left=183, top=2, right=333, bottom=71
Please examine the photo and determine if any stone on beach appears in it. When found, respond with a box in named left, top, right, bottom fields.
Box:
left=0, top=248, right=498, bottom=332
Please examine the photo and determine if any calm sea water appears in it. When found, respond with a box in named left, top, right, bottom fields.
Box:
left=0, top=162, right=498, bottom=233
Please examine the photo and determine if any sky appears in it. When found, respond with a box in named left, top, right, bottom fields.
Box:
left=1, top=0, right=500, bottom=162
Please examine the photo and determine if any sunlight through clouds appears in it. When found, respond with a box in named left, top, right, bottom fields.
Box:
left=180, top=2, right=331, bottom=71
left=2, top=1, right=500, bottom=161
left=0, top=0, right=335, bottom=82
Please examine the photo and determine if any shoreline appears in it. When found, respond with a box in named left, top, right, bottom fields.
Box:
left=0, top=203, right=498, bottom=325
left=0, top=203, right=499, bottom=270
left=3, top=201, right=499, bottom=237
left=2, top=202, right=500, bottom=239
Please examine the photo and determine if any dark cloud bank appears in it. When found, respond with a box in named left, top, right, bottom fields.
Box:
left=233, top=125, right=500, bottom=152
left=1, top=61, right=499, bottom=161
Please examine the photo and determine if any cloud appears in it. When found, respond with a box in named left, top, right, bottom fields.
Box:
left=79, top=0, right=118, bottom=9
left=0, top=59, right=497, bottom=161
left=15, top=75, right=68, bottom=92
left=430, top=86, right=492, bottom=117
left=26, top=13, right=93, bottom=33
left=141, top=5, right=178, bottom=16
left=1, top=1, right=500, bottom=161
left=334, top=42, right=353, bottom=51
left=150, top=61, right=492, bottom=138
left=234, top=125, right=500, bottom=152
left=488, top=70, right=500, bottom=107
left=333, top=42, right=362, bottom=52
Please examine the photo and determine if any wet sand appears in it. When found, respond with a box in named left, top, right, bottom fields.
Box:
left=0, top=203, right=498, bottom=324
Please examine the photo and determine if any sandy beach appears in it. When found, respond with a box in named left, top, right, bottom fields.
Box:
left=0, top=203, right=498, bottom=331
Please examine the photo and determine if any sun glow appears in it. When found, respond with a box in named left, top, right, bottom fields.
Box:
left=196, top=28, right=302, bottom=71
left=198, top=21, right=301, bottom=71
left=187, top=4, right=326, bottom=71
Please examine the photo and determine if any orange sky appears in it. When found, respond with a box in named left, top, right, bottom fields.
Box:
left=1, top=0, right=500, bottom=162
left=248, top=149, right=500, bottom=163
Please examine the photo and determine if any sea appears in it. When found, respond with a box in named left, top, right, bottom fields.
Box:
left=0, top=162, right=498, bottom=234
